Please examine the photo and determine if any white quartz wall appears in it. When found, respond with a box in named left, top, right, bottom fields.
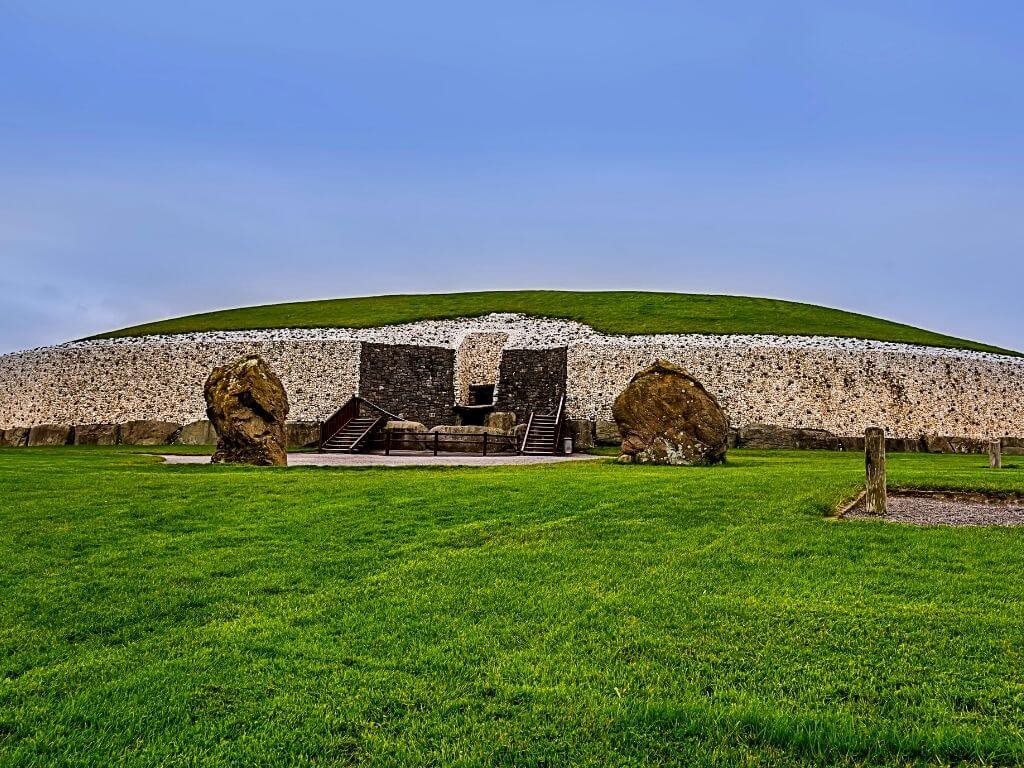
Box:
left=0, top=338, right=361, bottom=427
left=566, top=341, right=1024, bottom=439
left=1, top=314, right=1022, bottom=439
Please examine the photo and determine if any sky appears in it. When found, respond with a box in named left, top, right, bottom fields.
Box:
left=1, top=1, right=1022, bottom=354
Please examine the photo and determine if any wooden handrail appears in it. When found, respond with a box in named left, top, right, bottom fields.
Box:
left=520, top=412, right=535, bottom=453
left=320, top=396, right=360, bottom=451
left=320, top=395, right=403, bottom=451
left=356, top=396, right=402, bottom=422
left=553, top=394, right=565, bottom=453
left=350, top=416, right=386, bottom=452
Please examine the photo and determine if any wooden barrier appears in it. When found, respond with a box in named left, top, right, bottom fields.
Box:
left=865, top=427, right=886, bottom=514
left=989, top=439, right=1002, bottom=469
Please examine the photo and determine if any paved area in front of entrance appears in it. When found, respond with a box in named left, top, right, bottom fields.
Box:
left=160, top=452, right=604, bottom=468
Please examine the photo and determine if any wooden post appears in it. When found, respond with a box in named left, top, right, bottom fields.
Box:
left=865, top=427, right=886, bottom=514
left=482, top=432, right=488, bottom=456
left=433, top=432, right=439, bottom=456
left=384, top=430, right=391, bottom=456
left=989, top=439, right=1002, bottom=469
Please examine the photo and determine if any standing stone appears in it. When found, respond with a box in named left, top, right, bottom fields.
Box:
left=612, top=360, right=728, bottom=466
left=205, top=355, right=290, bottom=466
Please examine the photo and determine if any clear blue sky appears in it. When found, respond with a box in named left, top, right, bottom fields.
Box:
left=2, top=1, right=1022, bottom=353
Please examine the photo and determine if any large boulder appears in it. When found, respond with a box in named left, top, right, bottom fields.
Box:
left=119, top=420, right=181, bottom=446
left=28, top=424, right=73, bottom=447
left=612, top=360, right=728, bottom=466
left=428, top=424, right=515, bottom=453
left=384, top=420, right=428, bottom=451
left=205, top=355, right=290, bottom=466
left=484, top=411, right=516, bottom=433
left=74, top=423, right=119, bottom=445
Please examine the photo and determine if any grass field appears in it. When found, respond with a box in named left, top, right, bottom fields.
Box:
left=2, top=448, right=1024, bottom=767
left=92, top=291, right=1017, bottom=355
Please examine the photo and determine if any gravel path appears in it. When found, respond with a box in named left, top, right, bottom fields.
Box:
left=160, top=452, right=603, bottom=468
left=845, top=493, right=1024, bottom=526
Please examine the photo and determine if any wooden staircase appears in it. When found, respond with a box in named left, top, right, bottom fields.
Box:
left=319, top=396, right=400, bottom=453
left=321, top=415, right=385, bottom=452
left=519, top=395, right=565, bottom=455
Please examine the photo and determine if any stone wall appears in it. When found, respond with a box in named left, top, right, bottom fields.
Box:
left=358, top=343, right=455, bottom=427
left=0, top=338, right=361, bottom=427
left=495, top=347, right=567, bottom=421
left=2, top=315, right=1022, bottom=444
left=453, top=332, right=508, bottom=404
left=566, top=341, right=1024, bottom=440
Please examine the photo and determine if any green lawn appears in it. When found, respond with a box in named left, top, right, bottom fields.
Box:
left=92, top=291, right=1017, bottom=355
left=2, top=448, right=1024, bottom=767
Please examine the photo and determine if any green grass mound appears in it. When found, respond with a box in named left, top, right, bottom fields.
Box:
left=2, top=448, right=1024, bottom=765
left=95, top=291, right=1016, bottom=355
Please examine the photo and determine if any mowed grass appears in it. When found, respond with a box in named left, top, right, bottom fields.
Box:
left=2, top=449, right=1024, bottom=767
left=92, top=291, right=1017, bottom=355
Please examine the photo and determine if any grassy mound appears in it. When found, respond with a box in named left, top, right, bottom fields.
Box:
left=3, top=448, right=1024, bottom=765
left=94, top=291, right=1016, bottom=355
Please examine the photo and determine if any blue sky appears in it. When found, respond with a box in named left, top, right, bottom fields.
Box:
left=2, top=1, right=1022, bottom=353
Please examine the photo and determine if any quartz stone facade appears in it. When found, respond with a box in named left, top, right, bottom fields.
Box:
left=2, top=314, right=1022, bottom=442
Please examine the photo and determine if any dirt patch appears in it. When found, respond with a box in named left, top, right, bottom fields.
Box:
left=844, top=491, right=1024, bottom=527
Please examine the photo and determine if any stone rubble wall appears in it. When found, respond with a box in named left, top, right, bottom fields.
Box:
left=566, top=341, right=1024, bottom=439
left=357, top=343, right=455, bottom=427
left=0, top=338, right=361, bottom=427
left=494, top=347, right=568, bottom=422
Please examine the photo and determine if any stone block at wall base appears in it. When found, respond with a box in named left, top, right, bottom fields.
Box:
left=946, top=437, right=986, bottom=454
left=74, top=423, right=119, bottom=445
left=176, top=420, right=217, bottom=445
left=565, top=419, right=595, bottom=450
left=595, top=420, right=621, bottom=446
left=0, top=427, right=30, bottom=447
left=119, top=420, right=181, bottom=446
left=286, top=421, right=321, bottom=448
left=838, top=436, right=865, bottom=452
left=1002, top=437, right=1024, bottom=456
left=28, top=424, right=73, bottom=446
left=737, top=424, right=841, bottom=451
left=885, top=437, right=922, bottom=453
